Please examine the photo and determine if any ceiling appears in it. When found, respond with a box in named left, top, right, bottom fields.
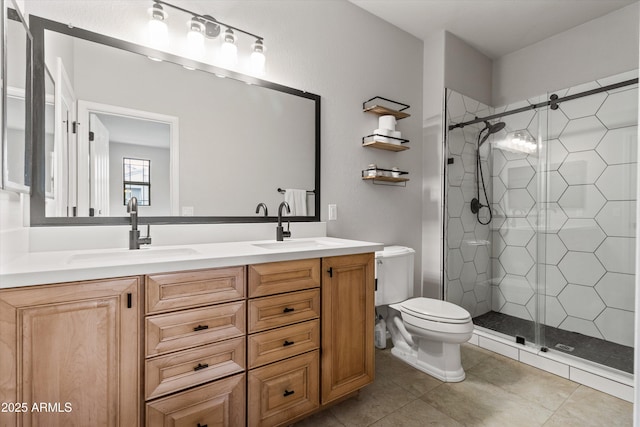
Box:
left=349, top=0, right=638, bottom=59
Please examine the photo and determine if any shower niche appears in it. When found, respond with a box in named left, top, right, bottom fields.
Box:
left=443, top=70, right=638, bottom=375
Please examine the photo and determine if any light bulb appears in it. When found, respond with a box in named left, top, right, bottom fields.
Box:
left=187, top=17, right=205, bottom=58
left=250, top=39, right=266, bottom=75
left=148, top=3, right=168, bottom=47
left=220, top=28, right=237, bottom=67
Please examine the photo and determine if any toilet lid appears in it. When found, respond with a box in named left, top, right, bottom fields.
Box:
left=398, top=298, right=471, bottom=324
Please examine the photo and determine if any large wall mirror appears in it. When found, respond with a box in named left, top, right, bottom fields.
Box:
left=2, top=1, right=33, bottom=193
left=30, top=15, right=320, bottom=225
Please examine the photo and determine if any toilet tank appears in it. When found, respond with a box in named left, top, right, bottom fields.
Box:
left=375, top=246, right=415, bottom=306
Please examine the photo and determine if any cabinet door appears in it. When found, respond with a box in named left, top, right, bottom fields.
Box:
left=0, top=277, right=141, bottom=427
left=321, top=253, right=375, bottom=404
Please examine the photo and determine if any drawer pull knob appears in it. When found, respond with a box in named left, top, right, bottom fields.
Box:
left=283, top=340, right=295, bottom=347
left=193, top=324, right=209, bottom=332
left=283, top=307, right=295, bottom=313
left=283, top=389, right=295, bottom=397
left=194, top=363, right=209, bottom=371
left=197, top=424, right=208, bottom=427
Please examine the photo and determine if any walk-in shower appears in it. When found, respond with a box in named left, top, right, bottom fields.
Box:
left=444, top=70, right=638, bottom=375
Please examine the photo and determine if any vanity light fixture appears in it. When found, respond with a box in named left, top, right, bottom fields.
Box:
left=251, top=39, right=266, bottom=75
left=186, top=16, right=205, bottom=57
left=148, top=0, right=266, bottom=73
left=220, top=28, right=238, bottom=66
left=147, top=2, right=168, bottom=47
left=493, top=130, right=537, bottom=154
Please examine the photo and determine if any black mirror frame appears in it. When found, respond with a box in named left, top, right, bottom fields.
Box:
left=29, top=15, right=321, bottom=226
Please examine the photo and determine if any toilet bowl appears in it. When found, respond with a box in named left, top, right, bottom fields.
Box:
left=375, top=247, right=473, bottom=382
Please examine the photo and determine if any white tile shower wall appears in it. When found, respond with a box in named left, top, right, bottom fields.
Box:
left=491, top=70, right=638, bottom=347
left=445, top=89, right=493, bottom=317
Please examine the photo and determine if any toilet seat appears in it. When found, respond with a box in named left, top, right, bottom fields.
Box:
left=395, top=297, right=471, bottom=324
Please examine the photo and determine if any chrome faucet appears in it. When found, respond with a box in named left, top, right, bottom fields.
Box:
left=127, top=197, right=152, bottom=250
left=276, top=201, right=291, bottom=241
left=255, top=202, right=268, bottom=217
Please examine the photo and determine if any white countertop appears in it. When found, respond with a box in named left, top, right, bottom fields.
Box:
left=0, top=237, right=383, bottom=288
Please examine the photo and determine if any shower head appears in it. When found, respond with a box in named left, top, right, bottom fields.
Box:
left=478, top=120, right=506, bottom=146
left=485, top=120, right=506, bottom=134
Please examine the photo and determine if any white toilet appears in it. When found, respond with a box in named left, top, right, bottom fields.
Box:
left=375, top=246, right=474, bottom=382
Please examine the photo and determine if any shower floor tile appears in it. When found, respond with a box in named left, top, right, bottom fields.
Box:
left=473, top=311, right=634, bottom=374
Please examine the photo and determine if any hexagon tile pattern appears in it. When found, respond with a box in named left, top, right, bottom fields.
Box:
left=445, top=72, right=638, bottom=347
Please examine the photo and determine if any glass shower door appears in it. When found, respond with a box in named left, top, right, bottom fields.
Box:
left=539, top=73, right=637, bottom=373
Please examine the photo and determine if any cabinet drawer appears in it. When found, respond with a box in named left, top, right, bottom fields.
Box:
left=146, top=337, right=245, bottom=400
left=248, top=351, right=319, bottom=427
left=146, top=301, right=245, bottom=357
left=248, top=320, right=320, bottom=369
left=248, top=259, right=320, bottom=297
left=248, top=289, right=320, bottom=333
left=146, top=373, right=245, bottom=427
left=146, top=266, right=245, bottom=314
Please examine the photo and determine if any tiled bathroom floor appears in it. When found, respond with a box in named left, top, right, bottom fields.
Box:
left=293, top=344, right=633, bottom=426
left=473, top=311, right=634, bottom=374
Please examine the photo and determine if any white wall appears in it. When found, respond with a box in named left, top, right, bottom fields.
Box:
left=493, top=2, right=639, bottom=106
left=17, top=0, right=424, bottom=286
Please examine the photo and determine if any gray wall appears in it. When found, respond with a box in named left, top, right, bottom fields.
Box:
left=444, top=32, right=493, bottom=107
left=492, top=2, right=639, bottom=106
left=422, top=31, right=446, bottom=298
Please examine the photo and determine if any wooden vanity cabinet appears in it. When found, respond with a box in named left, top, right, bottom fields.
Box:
left=0, top=251, right=374, bottom=427
left=143, top=266, right=247, bottom=427
left=0, top=277, right=142, bottom=427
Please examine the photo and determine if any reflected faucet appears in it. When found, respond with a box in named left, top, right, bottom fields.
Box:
left=276, top=201, right=292, bottom=241
left=255, top=202, right=268, bottom=217
left=127, top=197, right=152, bottom=250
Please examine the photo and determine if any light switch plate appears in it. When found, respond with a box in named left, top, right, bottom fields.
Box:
left=328, top=204, right=337, bottom=221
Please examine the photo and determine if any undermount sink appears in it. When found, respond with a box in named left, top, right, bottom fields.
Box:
left=252, top=239, right=343, bottom=251
left=67, top=247, right=199, bottom=264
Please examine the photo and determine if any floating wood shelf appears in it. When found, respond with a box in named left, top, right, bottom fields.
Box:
left=362, top=96, right=411, bottom=120
left=362, top=175, right=410, bottom=183
left=363, top=105, right=411, bottom=119
left=362, top=134, right=410, bottom=151
left=362, top=140, right=409, bottom=152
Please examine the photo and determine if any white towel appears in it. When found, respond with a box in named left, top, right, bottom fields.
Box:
left=284, top=189, right=308, bottom=216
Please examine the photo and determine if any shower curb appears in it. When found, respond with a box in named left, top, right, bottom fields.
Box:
left=469, top=327, right=633, bottom=402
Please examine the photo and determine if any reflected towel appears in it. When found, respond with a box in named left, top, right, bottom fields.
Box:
left=284, top=189, right=308, bottom=216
